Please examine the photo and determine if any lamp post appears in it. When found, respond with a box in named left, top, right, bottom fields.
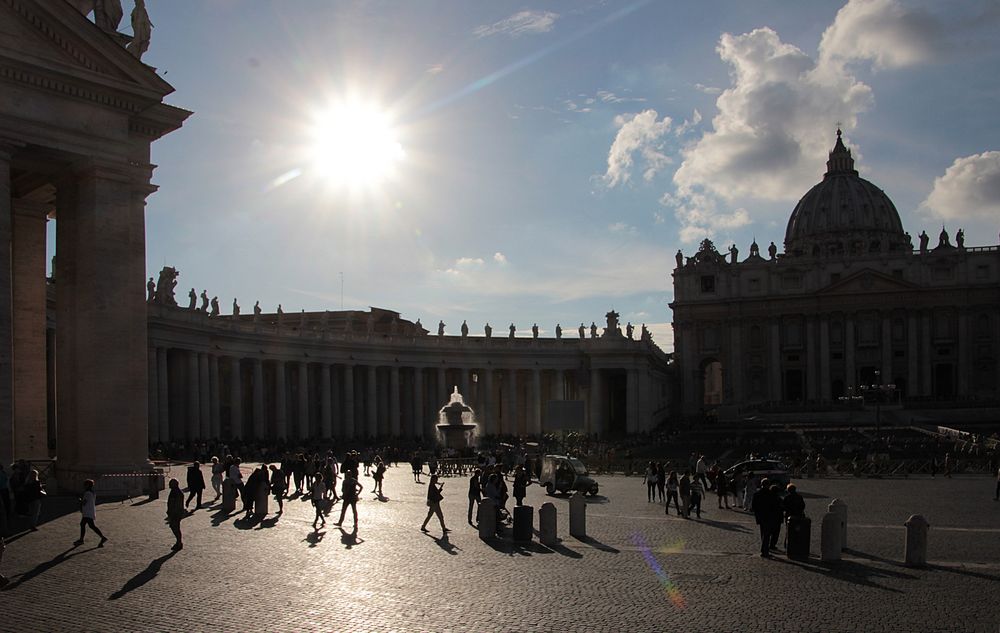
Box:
left=838, top=387, right=864, bottom=426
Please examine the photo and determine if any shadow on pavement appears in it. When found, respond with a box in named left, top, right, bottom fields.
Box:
left=926, top=564, right=1000, bottom=582
left=107, top=551, right=177, bottom=600
left=255, top=516, right=280, bottom=530
left=573, top=535, right=620, bottom=553
left=209, top=508, right=236, bottom=527
left=425, top=532, right=460, bottom=555
left=697, top=518, right=752, bottom=533
left=528, top=532, right=584, bottom=559
left=338, top=526, right=363, bottom=549
left=303, top=528, right=326, bottom=548
left=2, top=544, right=97, bottom=591
left=771, top=553, right=915, bottom=592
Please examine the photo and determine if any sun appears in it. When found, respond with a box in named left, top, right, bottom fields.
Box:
left=308, top=101, right=404, bottom=189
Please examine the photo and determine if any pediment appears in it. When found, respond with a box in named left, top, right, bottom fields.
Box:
left=0, top=0, right=174, bottom=103
left=820, top=269, right=919, bottom=295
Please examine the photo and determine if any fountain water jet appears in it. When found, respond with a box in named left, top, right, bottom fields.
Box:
left=436, top=386, right=479, bottom=449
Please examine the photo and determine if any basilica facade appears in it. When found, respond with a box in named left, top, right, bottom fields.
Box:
left=671, top=132, right=1000, bottom=419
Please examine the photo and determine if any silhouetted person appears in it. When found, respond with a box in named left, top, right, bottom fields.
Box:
left=269, top=465, right=287, bottom=514
left=468, top=468, right=482, bottom=524
left=185, top=461, right=206, bottom=510
left=335, top=472, right=363, bottom=530
left=752, top=478, right=781, bottom=557
left=75, top=479, right=107, bottom=547
left=420, top=475, right=449, bottom=534
left=512, top=465, right=533, bottom=507
left=166, top=479, right=184, bottom=550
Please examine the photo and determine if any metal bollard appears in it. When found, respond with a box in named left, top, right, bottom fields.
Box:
left=539, top=502, right=557, bottom=546
left=221, top=479, right=237, bottom=512
left=821, top=511, right=842, bottom=562
left=904, top=514, right=929, bottom=567
left=828, top=498, right=848, bottom=550
left=478, top=498, right=496, bottom=540
left=569, top=492, right=587, bottom=538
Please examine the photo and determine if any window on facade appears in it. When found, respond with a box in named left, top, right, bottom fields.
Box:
left=892, top=318, right=905, bottom=342
left=749, top=325, right=763, bottom=350
left=782, top=274, right=802, bottom=289
left=787, top=355, right=799, bottom=362
left=831, top=352, right=843, bottom=360
left=859, top=318, right=877, bottom=344
left=894, top=350, right=905, bottom=358
left=748, top=278, right=760, bottom=291
left=831, top=321, right=843, bottom=344
left=933, top=314, right=953, bottom=340
left=700, top=275, right=716, bottom=293
left=977, top=314, right=992, bottom=339
left=785, top=321, right=802, bottom=347
left=703, top=327, right=719, bottom=350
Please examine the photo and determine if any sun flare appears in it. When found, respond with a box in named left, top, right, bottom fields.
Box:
left=308, top=101, right=404, bottom=189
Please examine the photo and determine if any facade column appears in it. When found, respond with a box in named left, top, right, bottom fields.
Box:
left=769, top=322, right=782, bottom=401
left=274, top=361, right=287, bottom=440
left=589, top=369, right=602, bottom=435
left=199, top=353, right=210, bottom=439
left=187, top=351, right=199, bottom=440
left=412, top=367, right=424, bottom=438
left=805, top=317, right=818, bottom=400
left=957, top=311, right=969, bottom=396
left=252, top=358, right=264, bottom=439
left=209, top=355, right=220, bottom=438
left=148, top=348, right=159, bottom=444
left=343, top=365, right=355, bottom=439
left=228, top=357, right=242, bottom=440
left=679, top=324, right=697, bottom=416
left=531, top=368, right=542, bottom=435
left=907, top=314, right=919, bottom=398
left=626, top=369, right=639, bottom=434
left=881, top=315, right=893, bottom=383
left=0, top=148, right=13, bottom=466
left=390, top=366, right=401, bottom=437
left=157, top=348, right=169, bottom=442
left=459, top=367, right=470, bottom=400
left=845, top=316, right=856, bottom=390
left=819, top=317, right=831, bottom=400
left=482, top=368, right=494, bottom=435
left=728, top=323, right=743, bottom=404
left=920, top=312, right=932, bottom=395
left=552, top=369, right=565, bottom=402
left=506, top=368, right=518, bottom=435
left=437, top=366, right=448, bottom=404
left=298, top=362, right=309, bottom=439
left=320, top=364, right=332, bottom=439
left=11, top=200, right=49, bottom=460
left=366, top=364, right=378, bottom=438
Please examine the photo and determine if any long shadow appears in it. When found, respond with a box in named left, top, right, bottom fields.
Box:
left=209, top=507, right=237, bottom=527
left=573, top=535, right=620, bottom=553
left=771, top=554, right=914, bottom=592
left=255, top=516, right=280, bottom=530
left=697, top=518, right=752, bottom=533
left=2, top=545, right=95, bottom=591
left=129, top=497, right=157, bottom=507
left=799, top=491, right=829, bottom=499
left=583, top=495, right=610, bottom=505
left=233, top=514, right=262, bottom=530
left=107, top=551, right=177, bottom=600
left=303, top=528, right=325, bottom=548
left=529, top=531, right=584, bottom=559
left=425, top=532, right=461, bottom=555
left=338, top=526, right=363, bottom=549
left=2, top=529, right=35, bottom=544
left=926, top=564, right=1000, bottom=582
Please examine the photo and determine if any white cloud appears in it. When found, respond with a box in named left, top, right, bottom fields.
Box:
left=596, top=90, right=646, bottom=104
left=675, top=108, right=702, bottom=136
left=819, top=0, right=941, bottom=70
left=602, top=109, right=672, bottom=187
left=660, top=191, right=752, bottom=244
left=608, top=222, right=637, bottom=235
left=921, top=151, right=1000, bottom=221
left=455, top=257, right=485, bottom=267
left=474, top=11, right=558, bottom=38
left=694, top=83, right=722, bottom=95
left=493, top=252, right=508, bottom=264
left=426, top=64, right=445, bottom=75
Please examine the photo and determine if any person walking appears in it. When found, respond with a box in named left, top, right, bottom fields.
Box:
left=695, top=455, right=711, bottom=491
left=689, top=474, right=704, bottom=519
left=420, top=475, right=449, bottom=534
left=185, top=461, right=206, bottom=510
left=324, top=456, right=340, bottom=502
left=310, top=475, right=327, bottom=528
left=166, top=479, right=185, bottom=551
left=644, top=462, right=657, bottom=502
left=679, top=472, right=692, bottom=519
left=716, top=470, right=730, bottom=509
left=269, top=465, right=287, bottom=514
left=21, top=469, right=45, bottom=531
left=335, top=471, right=363, bottom=530
left=664, top=471, right=681, bottom=515
left=209, top=457, right=225, bottom=499
left=751, top=478, right=780, bottom=558
left=743, top=471, right=758, bottom=512
left=467, top=468, right=482, bottom=525
left=655, top=462, right=666, bottom=502
left=512, top=465, right=532, bottom=507
left=372, top=457, right=387, bottom=498
left=74, top=479, right=107, bottom=547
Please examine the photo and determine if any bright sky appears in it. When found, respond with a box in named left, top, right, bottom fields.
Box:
left=129, top=0, right=1000, bottom=351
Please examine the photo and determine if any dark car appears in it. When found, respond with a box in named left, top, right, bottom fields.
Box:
left=723, top=459, right=791, bottom=489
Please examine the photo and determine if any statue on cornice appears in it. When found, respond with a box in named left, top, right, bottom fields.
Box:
left=461, top=320, right=469, bottom=337
left=555, top=324, right=562, bottom=339
left=277, top=304, right=284, bottom=315
left=509, top=323, right=516, bottom=339
left=188, top=288, right=197, bottom=310
left=200, top=290, right=209, bottom=312
left=438, top=320, right=445, bottom=337
left=484, top=323, right=492, bottom=338
left=590, top=322, right=598, bottom=338
left=532, top=323, right=539, bottom=339
left=918, top=230, right=929, bottom=253
left=146, top=277, right=156, bottom=303
left=126, top=0, right=153, bottom=60
left=749, top=240, right=760, bottom=258
left=768, top=242, right=777, bottom=260
left=253, top=301, right=261, bottom=317
left=675, top=249, right=683, bottom=269
left=579, top=323, right=585, bottom=339
left=938, top=226, right=951, bottom=248
left=641, top=324, right=650, bottom=341
left=956, top=228, right=965, bottom=249
left=153, top=267, right=178, bottom=306
left=232, top=299, right=240, bottom=316
left=94, top=0, right=124, bottom=33
left=210, top=296, right=220, bottom=317
left=626, top=322, right=634, bottom=339
left=414, top=318, right=422, bottom=334
left=729, top=244, right=739, bottom=264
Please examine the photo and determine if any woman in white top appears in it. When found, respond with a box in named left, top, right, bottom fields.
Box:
left=74, top=479, right=107, bottom=547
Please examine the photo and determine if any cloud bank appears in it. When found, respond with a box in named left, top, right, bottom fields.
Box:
left=921, top=151, right=1000, bottom=222
left=474, top=11, right=559, bottom=38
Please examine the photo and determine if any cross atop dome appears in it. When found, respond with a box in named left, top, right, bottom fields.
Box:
left=825, top=128, right=857, bottom=177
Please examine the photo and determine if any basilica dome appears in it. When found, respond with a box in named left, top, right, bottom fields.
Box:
left=784, top=131, right=910, bottom=257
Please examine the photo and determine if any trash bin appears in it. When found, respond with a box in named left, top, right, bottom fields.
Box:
left=786, top=515, right=811, bottom=560
left=513, top=506, right=533, bottom=543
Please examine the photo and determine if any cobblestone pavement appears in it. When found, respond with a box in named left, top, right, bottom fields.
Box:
left=2, top=466, right=999, bottom=632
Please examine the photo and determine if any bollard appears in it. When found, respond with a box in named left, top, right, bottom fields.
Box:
left=254, top=482, right=269, bottom=518
left=569, top=492, right=587, bottom=538
left=221, top=479, right=237, bottom=512
left=147, top=473, right=160, bottom=500
left=786, top=516, right=811, bottom=561
left=828, top=498, right=848, bottom=550
left=820, top=511, right=842, bottom=562
left=539, top=502, right=557, bottom=547
left=478, top=498, right=496, bottom=540
left=513, top=505, right=534, bottom=543
left=903, top=514, right=929, bottom=568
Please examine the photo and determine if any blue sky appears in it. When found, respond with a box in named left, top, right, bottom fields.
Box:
left=119, top=0, right=1000, bottom=350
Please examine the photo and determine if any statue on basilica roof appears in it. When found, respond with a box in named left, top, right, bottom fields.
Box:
left=153, top=267, right=179, bottom=306
left=461, top=320, right=469, bottom=337
left=675, top=249, right=684, bottom=269
left=919, top=230, right=929, bottom=253
left=749, top=240, right=760, bottom=258
left=147, top=277, right=156, bottom=303
left=188, top=288, right=197, bottom=310
left=579, top=323, right=585, bottom=339
left=126, top=0, right=153, bottom=60
left=938, top=226, right=951, bottom=248
left=729, top=244, right=739, bottom=264
left=509, top=323, right=516, bottom=339
left=768, top=242, right=777, bottom=260
left=484, top=323, right=492, bottom=338
left=210, top=296, right=220, bottom=317
left=438, top=320, right=445, bottom=336
left=956, top=228, right=965, bottom=249
left=555, top=324, right=562, bottom=339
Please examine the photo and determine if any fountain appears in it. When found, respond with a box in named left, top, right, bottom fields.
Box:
left=436, top=386, right=479, bottom=449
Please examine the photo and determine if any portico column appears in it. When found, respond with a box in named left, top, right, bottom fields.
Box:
left=728, top=323, right=743, bottom=404
left=187, top=351, right=199, bottom=439
left=881, top=315, right=892, bottom=384
left=907, top=314, right=919, bottom=398
left=589, top=368, right=602, bottom=435
left=209, top=355, right=220, bottom=438
left=148, top=348, right=159, bottom=444
left=229, top=357, right=242, bottom=439
left=460, top=367, right=470, bottom=400
left=343, top=365, right=355, bottom=439
left=252, top=358, right=264, bottom=439
left=769, top=322, right=782, bottom=401
left=552, top=369, right=565, bottom=402
left=199, top=353, right=210, bottom=439
left=482, top=368, right=494, bottom=435
left=531, top=368, right=542, bottom=435
left=298, top=362, right=309, bottom=439
left=0, top=147, right=13, bottom=466
left=412, top=367, right=424, bottom=438
left=626, top=369, right=638, bottom=433
left=320, top=364, right=332, bottom=439
left=157, top=348, right=169, bottom=441
left=845, top=316, right=856, bottom=390
left=819, top=317, right=831, bottom=400
left=390, top=366, right=401, bottom=437
left=920, top=312, right=932, bottom=395
left=957, top=311, right=969, bottom=396
left=437, top=366, right=448, bottom=404
left=11, top=199, right=49, bottom=459
left=806, top=317, right=818, bottom=400
left=274, top=361, right=287, bottom=440
left=506, top=368, right=518, bottom=434
left=367, top=365, right=378, bottom=438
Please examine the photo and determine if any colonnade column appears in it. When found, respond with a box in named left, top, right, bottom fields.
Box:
left=199, top=353, right=210, bottom=439
left=819, top=317, right=831, bottom=401
left=531, top=368, right=542, bottom=435
left=589, top=369, right=602, bottom=435
left=148, top=348, right=159, bottom=444
left=0, top=147, right=12, bottom=466
left=907, top=314, right=919, bottom=397
left=343, top=365, right=355, bottom=439
left=390, top=366, right=401, bottom=437
left=552, top=369, right=565, bottom=402
left=366, top=365, right=377, bottom=438
left=626, top=369, right=638, bottom=433
left=506, top=368, right=518, bottom=435
left=845, top=316, right=856, bottom=390
left=769, top=322, right=782, bottom=401
left=728, top=323, right=743, bottom=404
left=298, top=361, right=309, bottom=439
left=482, top=368, right=494, bottom=435
left=320, top=364, right=332, bottom=439
left=209, top=355, right=220, bottom=438
left=274, top=361, right=287, bottom=440
left=187, top=351, right=199, bottom=439
left=957, top=312, right=969, bottom=396
left=252, top=358, right=264, bottom=439
left=157, top=348, right=169, bottom=442
left=412, top=367, right=424, bottom=438
left=881, top=315, right=892, bottom=383
left=437, top=366, right=448, bottom=404
left=459, top=367, right=470, bottom=402
left=229, top=357, right=242, bottom=440
left=805, top=317, right=817, bottom=400
left=920, top=312, right=932, bottom=395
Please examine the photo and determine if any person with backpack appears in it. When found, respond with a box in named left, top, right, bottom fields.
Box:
left=335, top=471, right=363, bottom=530
left=74, top=479, right=107, bottom=547
left=269, top=464, right=287, bottom=515
left=372, top=457, right=387, bottom=498
left=420, top=474, right=449, bottom=535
